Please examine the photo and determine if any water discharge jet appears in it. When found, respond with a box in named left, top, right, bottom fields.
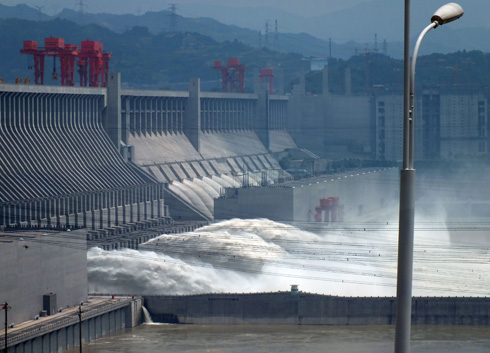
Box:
left=87, top=219, right=489, bottom=297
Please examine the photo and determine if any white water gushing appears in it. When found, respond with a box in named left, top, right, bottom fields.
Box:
left=87, top=218, right=490, bottom=297
left=142, top=306, right=153, bottom=324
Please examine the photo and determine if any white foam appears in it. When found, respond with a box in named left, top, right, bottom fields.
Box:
left=87, top=219, right=490, bottom=297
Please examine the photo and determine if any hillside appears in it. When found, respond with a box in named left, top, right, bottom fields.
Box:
left=2, top=2, right=490, bottom=60
left=0, top=18, right=308, bottom=90
left=307, top=50, right=490, bottom=95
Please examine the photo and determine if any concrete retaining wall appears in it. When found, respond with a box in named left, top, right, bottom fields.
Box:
left=0, top=230, right=87, bottom=324
left=144, top=292, right=490, bottom=326
left=1, top=298, right=142, bottom=353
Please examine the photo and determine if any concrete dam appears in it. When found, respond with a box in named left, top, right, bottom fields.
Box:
left=0, top=75, right=301, bottom=234
left=0, top=73, right=398, bottom=239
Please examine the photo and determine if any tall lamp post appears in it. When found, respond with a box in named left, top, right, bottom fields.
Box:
left=394, top=3, right=464, bottom=353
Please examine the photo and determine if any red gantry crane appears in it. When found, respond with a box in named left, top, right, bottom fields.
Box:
left=259, top=68, right=274, bottom=94
left=20, top=37, right=112, bottom=87
left=213, top=58, right=246, bottom=93
left=311, top=197, right=344, bottom=223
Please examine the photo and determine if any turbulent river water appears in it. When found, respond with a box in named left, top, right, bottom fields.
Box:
left=65, top=324, right=490, bottom=353
left=81, top=218, right=490, bottom=352
left=87, top=218, right=490, bottom=297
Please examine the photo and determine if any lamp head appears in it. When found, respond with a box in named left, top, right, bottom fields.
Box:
left=431, top=3, right=464, bottom=26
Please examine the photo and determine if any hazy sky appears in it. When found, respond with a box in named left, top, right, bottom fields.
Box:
left=2, top=0, right=372, bottom=17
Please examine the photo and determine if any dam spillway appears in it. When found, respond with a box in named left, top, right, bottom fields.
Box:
left=0, top=75, right=298, bottom=235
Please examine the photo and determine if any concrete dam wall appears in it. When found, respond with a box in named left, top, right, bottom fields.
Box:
left=144, top=292, right=490, bottom=325
left=215, top=168, right=399, bottom=222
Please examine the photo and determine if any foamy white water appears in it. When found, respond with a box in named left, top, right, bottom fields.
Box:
left=87, top=218, right=489, bottom=297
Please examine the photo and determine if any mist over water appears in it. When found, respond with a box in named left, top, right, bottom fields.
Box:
left=88, top=218, right=489, bottom=297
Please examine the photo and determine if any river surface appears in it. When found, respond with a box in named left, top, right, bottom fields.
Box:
left=66, top=324, right=490, bottom=353
left=82, top=218, right=490, bottom=352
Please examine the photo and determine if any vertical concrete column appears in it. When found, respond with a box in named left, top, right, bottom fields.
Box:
left=2, top=204, right=6, bottom=227
left=114, top=190, right=119, bottom=226
left=168, top=98, right=173, bottom=133
left=184, top=78, right=201, bottom=152
left=157, top=184, right=162, bottom=218
left=124, top=98, right=131, bottom=140
left=74, top=195, right=79, bottom=228
left=46, top=199, right=51, bottom=227
left=26, top=202, right=32, bottom=227
left=36, top=200, right=42, bottom=226
left=322, top=65, right=330, bottom=95
left=122, top=189, right=127, bottom=224
left=56, top=198, right=61, bottom=228
left=98, top=192, right=103, bottom=230
left=105, top=73, right=122, bottom=152
left=143, top=97, right=148, bottom=135
left=180, top=98, right=185, bottom=132
left=14, top=203, right=20, bottom=226
left=163, top=98, right=168, bottom=134
left=106, top=192, right=111, bottom=228
left=150, top=185, right=155, bottom=219
left=210, top=99, right=215, bottom=132
left=142, top=186, right=147, bottom=220
left=83, top=194, right=88, bottom=229
left=90, top=193, right=95, bottom=230
left=129, top=188, right=134, bottom=223
left=65, top=197, right=70, bottom=228
left=1, top=204, right=5, bottom=227
left=203, top=98, right=207, bottom=132
left=136, top=187, right=141, bottom=222
left=225, top=100, right=229, bottom=131
left=255, top=87, right=270, bottom=150
left=220, top=99, right=224, bottom=131
left=5, top=204, right=10, bottom=227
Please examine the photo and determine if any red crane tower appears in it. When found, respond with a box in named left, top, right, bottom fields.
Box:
left=213, top=58, right=246, bottom=93
left=20, top=37, right=112, bottom=87
left=77, top=40, right=112, bottom=87
left=259, top=68, right=274, bottom=94
left=20, top=41, right=45, bottom=85
left=20, top=37, right=79, bottom=86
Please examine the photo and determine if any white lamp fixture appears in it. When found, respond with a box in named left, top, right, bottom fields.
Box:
left=431, top=3, right=464, bottom=26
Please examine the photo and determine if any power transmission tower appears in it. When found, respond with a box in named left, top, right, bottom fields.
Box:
left=274, top=20, right=279, bottom=50
left=75, top=0, right=86, bottom=14
left=75, top=0, right=87, bottom=22
left=265, top=21, right=269, bottom=47
left=374, top=33, right=379, bottom=53
left=169, top=4, right=178, bottom=32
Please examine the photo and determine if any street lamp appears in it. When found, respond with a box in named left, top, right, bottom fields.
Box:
left=394, top=3, right=463, bottom=353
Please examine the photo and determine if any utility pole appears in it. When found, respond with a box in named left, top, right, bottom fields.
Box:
left=78, top=306, right=82, bottom=353
left=1, top=302, right=10, bottom=353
